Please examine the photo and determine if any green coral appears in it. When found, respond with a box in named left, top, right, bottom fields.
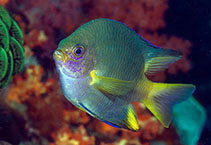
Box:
left=0, top=19, right=9, bottom=51
left=9, top=37, right=24, bottom=74
left=10, top=19, right=24, bottom=45
left=0, top=50, right=13, bottom=88
left=0, top=4, right=12, bottom=29
left=0, top=48, right=8, bottom=80
left=0, top=4, right=24, bottom=88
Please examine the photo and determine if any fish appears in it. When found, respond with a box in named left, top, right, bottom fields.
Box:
left=53, top=18, right=196, bottom=131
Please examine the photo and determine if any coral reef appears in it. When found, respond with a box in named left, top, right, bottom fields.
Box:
left=0, top=4, right=24, bottom=88
left=0, top=0, right=9, bottom=6
left=0, top=0, right=202, bottom=145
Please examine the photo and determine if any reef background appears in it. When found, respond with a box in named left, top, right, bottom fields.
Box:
left=0, top=0, right=210, bottom=145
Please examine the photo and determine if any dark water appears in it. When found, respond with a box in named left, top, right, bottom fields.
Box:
left=164, top=0, right=211, bottom=144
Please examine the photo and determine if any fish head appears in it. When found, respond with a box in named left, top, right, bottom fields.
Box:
left=53, top=35, right=94, bottom=79
left=53, top=30, right=96, bottom=109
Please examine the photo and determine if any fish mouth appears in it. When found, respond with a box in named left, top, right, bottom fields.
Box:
left=53, top=49, right=69, bottom=63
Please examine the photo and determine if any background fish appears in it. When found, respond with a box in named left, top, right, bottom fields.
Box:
left=53, top=18, right=195, bottom=131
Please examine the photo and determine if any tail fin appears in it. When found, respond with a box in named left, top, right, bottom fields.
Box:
left=143, top=81, right=196, bottom=128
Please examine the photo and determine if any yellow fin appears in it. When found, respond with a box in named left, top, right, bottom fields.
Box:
left=127, top=105, right=139, bottom=131
left=90, top=70, right=135, bottom=96
left=142, top=80, right=195, bottom=127
left=78, top=106, right=85, bottom=112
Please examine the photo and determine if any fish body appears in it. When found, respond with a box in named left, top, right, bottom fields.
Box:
left=54, top=18, right=195, bottom=131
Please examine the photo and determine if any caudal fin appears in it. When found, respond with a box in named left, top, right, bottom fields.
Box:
left=143, top=81, right=196, bottom=128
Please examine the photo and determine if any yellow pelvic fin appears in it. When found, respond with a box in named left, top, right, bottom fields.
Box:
left=78, top=106, right=85, bottom=112
left=90, top=70, right=135, bottom=96
left=142, top=80, right=195, bottom=128
left=127, top=105, right=139, bottom=131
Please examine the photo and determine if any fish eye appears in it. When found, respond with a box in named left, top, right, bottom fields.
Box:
left=74, top=47, right=82, bottom=55
left=72, top=45, right=85, bottom=58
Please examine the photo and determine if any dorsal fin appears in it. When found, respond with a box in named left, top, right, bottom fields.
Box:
left=144, top=47, right=182, bottom=75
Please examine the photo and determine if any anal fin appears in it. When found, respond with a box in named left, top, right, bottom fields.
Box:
left=103, top=104, right=139, bottom=131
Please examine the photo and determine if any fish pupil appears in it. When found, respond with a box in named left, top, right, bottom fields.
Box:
left=75, top=48, right=82, bottom=55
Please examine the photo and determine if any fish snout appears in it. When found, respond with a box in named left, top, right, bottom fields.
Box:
left=53, top=49, right=69, bottom=63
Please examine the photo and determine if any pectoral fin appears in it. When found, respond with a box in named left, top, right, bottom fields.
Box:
left=90, top=70, right=135, bottom=96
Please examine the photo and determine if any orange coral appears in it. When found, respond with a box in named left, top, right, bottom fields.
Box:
left=6, top=65, right=64, bottom=136
left=50, top=125, right=95, bottom=145
left=6, top=65, right=45, bottom=103
left=63, top=109, right=90, bottom=125
left=85, top=0, right=168, bottom=31
left=0, top=0, right=9, bottom=6
left=23, top=29, right=48, bottom=50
